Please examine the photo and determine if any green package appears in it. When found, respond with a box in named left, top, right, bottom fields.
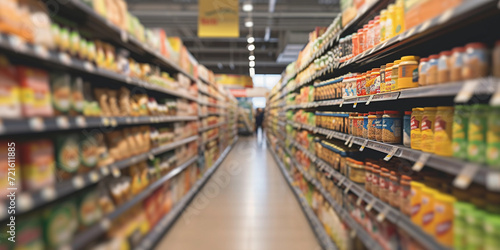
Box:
left=454, top=201, right=474, bottom=249
left=487, top=106, right=500, bottom=167
left=484, top=213, right=500, bottom=250
left=452, top=105, right=470, bottom=159
left=465, top=207, right=485, bottom=250
left=467, top=104, right=489, bottom=163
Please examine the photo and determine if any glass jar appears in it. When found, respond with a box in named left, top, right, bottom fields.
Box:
left=370, top=68, right=381, bottom=94
left=371, top=164, right=381, bottom=198
left=437, top=51, right=452, bottom=84
left=403, top=111, right=412, bottom=147
left=452, top=105, right=470, bottom=159
left=368, top=112, right=378, bottom=140
left=468, top=104, right=489, bottom=164
left=357, top=114, right=364, bottom=137
left=384, top=63, right=393, bottom=92
left=434, top=106, right=455, bottom=157
left=450, top=47, right=465, bottom=82
left=365, top=162, right=373, bottom=193
left=352, top=113, right=359, bottom=136
left=400, top=175, right=411, bottom=216
left=391, top=60, right=401, bottom=91
left=494, top=40, right=500, bottom=78
left=375, top=111, right=384, bottom=141
left=398, top=56, right=420, bottom=89
left=421, top=107, right=437, bottom=153
left=363, top=70, right=372, bottom=96
left=487, top=106, right=500, bottom=167
left=380, top=168, right=391, bottom=203
left=427, top=54, right=439, bottom=85
left=419, top=57, right=429, bottom=86
left=389, top=171, right=401, bottom=209
left=463, top=42, right=489, bottom=80
left=349, top=160, right=365, bottom=184
left=383, top=110, right=402, bottom=144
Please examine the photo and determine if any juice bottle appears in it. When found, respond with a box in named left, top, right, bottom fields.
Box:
left=452, top=105, right=470, bottom=159
left=434, top=193, right=456, bottom=247
left=385, top=4, right=395, bottom=39
left=434, top=106, right=455, bottom=157
left=394, top=0, right=405, bottom=36
left=421, top=107, right=437, bottom=153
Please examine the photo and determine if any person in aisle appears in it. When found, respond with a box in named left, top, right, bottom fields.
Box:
left=255, top=108, right=264, bottom=137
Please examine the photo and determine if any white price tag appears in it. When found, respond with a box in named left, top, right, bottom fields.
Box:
left=412, top=153, right=431, bottom=172
left=359, top=140, right=368, bottom=151
left=344, top=182, right=352, bottom=194
left=438, top=9, right=454, bottom=24
left=76, top=116, right=86, bottom=127
left=120, top=30, right=128, bottom=42
left=29, top=117, right=45, bottom=131
left=348, top=138, right=354, bottom=148
left=100, top=167, right=110, bottom=176
left=419, top=20, right=432, bottom=33
left=72, top=176, right=85, bottom=189
left=58, top=52, right=72, bottom=66
left=110, top=118, right=117, bottom=127
left=100, top=218, right=111, bottom=230
left=56, top=117, right=70, bottom=129
left=101, top=117, right=110, bottom=126
left=112, top=167, right=121, bottom=177
left=337, top=177, right=345, bottom=187
left=353, top=101, right=358, bottom=108
left=18, top=194, right=33, bottom=211
left=41, top=186, right=56, bottom=201
left=89, top=171, right=99, bottom=183
left=486, top=172, right=500, bottom=191
left=490, top=83, right=500, bottom=106
left=83, top=61, right=95, bottom=72
left=453, top=164, right=480, bottom=189
left=356, top=192, right=365, bottom=206
left=34, top=45, right=49, bottom=58
left=365, top=198, right=376, bottom=212
left=8, top=35, right=27, bottom=52
left=377, top=205, right=391, bottom=222
left=339, top=99, right=344, bottom=107
left=366, top=95, right=374, bottom=105
left=455, top=80, right=479, bottom=103
left=383, top=146, right=399, bottom=161
left=344, top=136, right=352, bottom=145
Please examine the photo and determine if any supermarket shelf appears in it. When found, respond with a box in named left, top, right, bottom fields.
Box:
left=0, top=33, right=198, bottom=102
left=137, top=139, right=238, bottom=250
left=286, top=137, right=446, bottom=250
left=198, top=122, right=227, bottom=132
left=207, top=112, right=224, bottom=116
left=72, top=156, right=199, bottom=249
left=0, top=115, right=198, bottom=136
left=0, top=135, right=199, bottom=221
left=283, top=145, right=383, bottom=250
left=267, top=140, right=338, bottom=250
left=202, top=134, right=219, bottom=144
left=58, top=0, right=196, bottom=82
left=289, top=121, right=494, bottom=189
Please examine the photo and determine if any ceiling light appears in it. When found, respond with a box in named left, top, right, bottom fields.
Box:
left=244, top=20, right=253, bottom=28
left=243, top=3, right=253, bottom=12
left=247, top=44, right=255, bottom=51
left=249, top=61, right=255, bottom=67
left=249, top=55, right=255, bottom=60
left=247, top=36, right=255, bottom=43
left=249, top=68, right=255, bottom=77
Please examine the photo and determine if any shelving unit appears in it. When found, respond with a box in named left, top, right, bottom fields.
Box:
left=266, top=0, right=500, bottom=249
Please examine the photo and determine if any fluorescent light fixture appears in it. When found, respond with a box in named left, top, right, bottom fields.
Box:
left=247, top=44, right=255, bottom=51
left=249, top=55, right=255, bottom=60
left=249, top=61, right=255, bottom=67
left=249, top=68, right=255, bottom=76
left=243, top=3, right=253, bottom=12
left=244, top=20, right=253, bottom=27
left=247, top=36, right=255, bottom=43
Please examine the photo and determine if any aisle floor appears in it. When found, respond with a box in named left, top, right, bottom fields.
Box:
left=156, top=133, right=321, bottom=250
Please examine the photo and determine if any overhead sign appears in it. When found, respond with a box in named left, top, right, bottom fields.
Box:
left=216, top=74, right=253, bottom=88
left=229, top=87, right=269, bottom=97
left=198, top=0, right=239, bottom=38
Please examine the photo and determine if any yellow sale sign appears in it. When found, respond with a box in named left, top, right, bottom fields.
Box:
left=198, top=0, right=239, bottom=38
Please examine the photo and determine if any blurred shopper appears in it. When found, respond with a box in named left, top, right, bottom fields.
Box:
left=255, top=108, right=264, bottom=136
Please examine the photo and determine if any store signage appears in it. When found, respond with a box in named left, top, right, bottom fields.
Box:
left=198, top=0, right=239, bottom=38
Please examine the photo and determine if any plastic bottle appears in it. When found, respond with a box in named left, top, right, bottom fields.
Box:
left=391, top=60, right=401, bottom=91
left=385, top=4, right=395, bottom=40
left=398, top=56, right=420, bottom=89
left=394, top=0, right=405, bottom=36
left=380, top=10, right=387, bottom=42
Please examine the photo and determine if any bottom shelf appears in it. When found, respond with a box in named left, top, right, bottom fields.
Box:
left=136, top=139, right=238, bottom=250
left=267, top=138, right=338, bottom=250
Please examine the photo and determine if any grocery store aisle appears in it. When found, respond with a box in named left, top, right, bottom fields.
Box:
left=156, top=136, right=321, bottom=250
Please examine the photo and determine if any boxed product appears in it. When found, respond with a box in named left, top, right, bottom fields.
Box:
left=20, top=139, right=55, bottom=191
left=55, top=134, right=81, bottom=180
left=18, top=67, right=53, bottom=117
left=405, top=0, right=462, bottom=29
left=42, top=200, right=78, bottom=248
left=0, top=55, right=21, bottom=118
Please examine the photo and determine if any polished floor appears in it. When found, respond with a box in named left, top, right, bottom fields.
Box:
left=156, top=133, right=321, bottom=250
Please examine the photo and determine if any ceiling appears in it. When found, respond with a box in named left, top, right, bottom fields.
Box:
left=126, top=0, right=340, bottom=75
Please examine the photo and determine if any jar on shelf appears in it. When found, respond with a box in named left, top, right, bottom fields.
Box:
left=363, top=70, right=372, bottom=96
left=403, top=111, right=412, bottom=147
left=363, top=113, right=369, bottom=139
left=365, top=162, right=373, bottom=193
left=468, top=104, right=489, bottom=164
left=389, top=171, right=400, bottom=209
left=434, top=106, right=455, bottom=157
left=370, top=68, right=381, bottom=94
left=437, top=51, right=452, bottom=84
left=352, top=113, right=359, bottom=136
left=421, top=107, right=437, bottom=153
left=426, top=55, right=439, bottom=85
left=371, top=164, right=381, bottom=198
left=383, top=110, right=402, bottom=144
left=450, top=47, right=465, bottom=82
left=384, top=63, right=394, bottom=92
left=362, top=24, right=369, bottom=53
left=368, top=112, right=378, bottom=140
left=487, top=106, right=500, bottom=167
left=463, top=42, right=489, bottom=80
left=357, top=29, right=364, bottom=56
left=398, top=56, right=420, bottom=89
left=391, top=60, right=401, bottom=91
left=375, top=111, right=384, bottom=141
left=494, top=40, right=500, bottom=78
left=419, top=57, right=429, bottom=86
left=400, top=175, right=411, bottom=216
left=357, top=114, right=364, bottom=137
left=379, top=167, right=391, bottom=203
left=349, top=160, right=365, bottom=184
left=352, top=33, right=359, bottom=57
